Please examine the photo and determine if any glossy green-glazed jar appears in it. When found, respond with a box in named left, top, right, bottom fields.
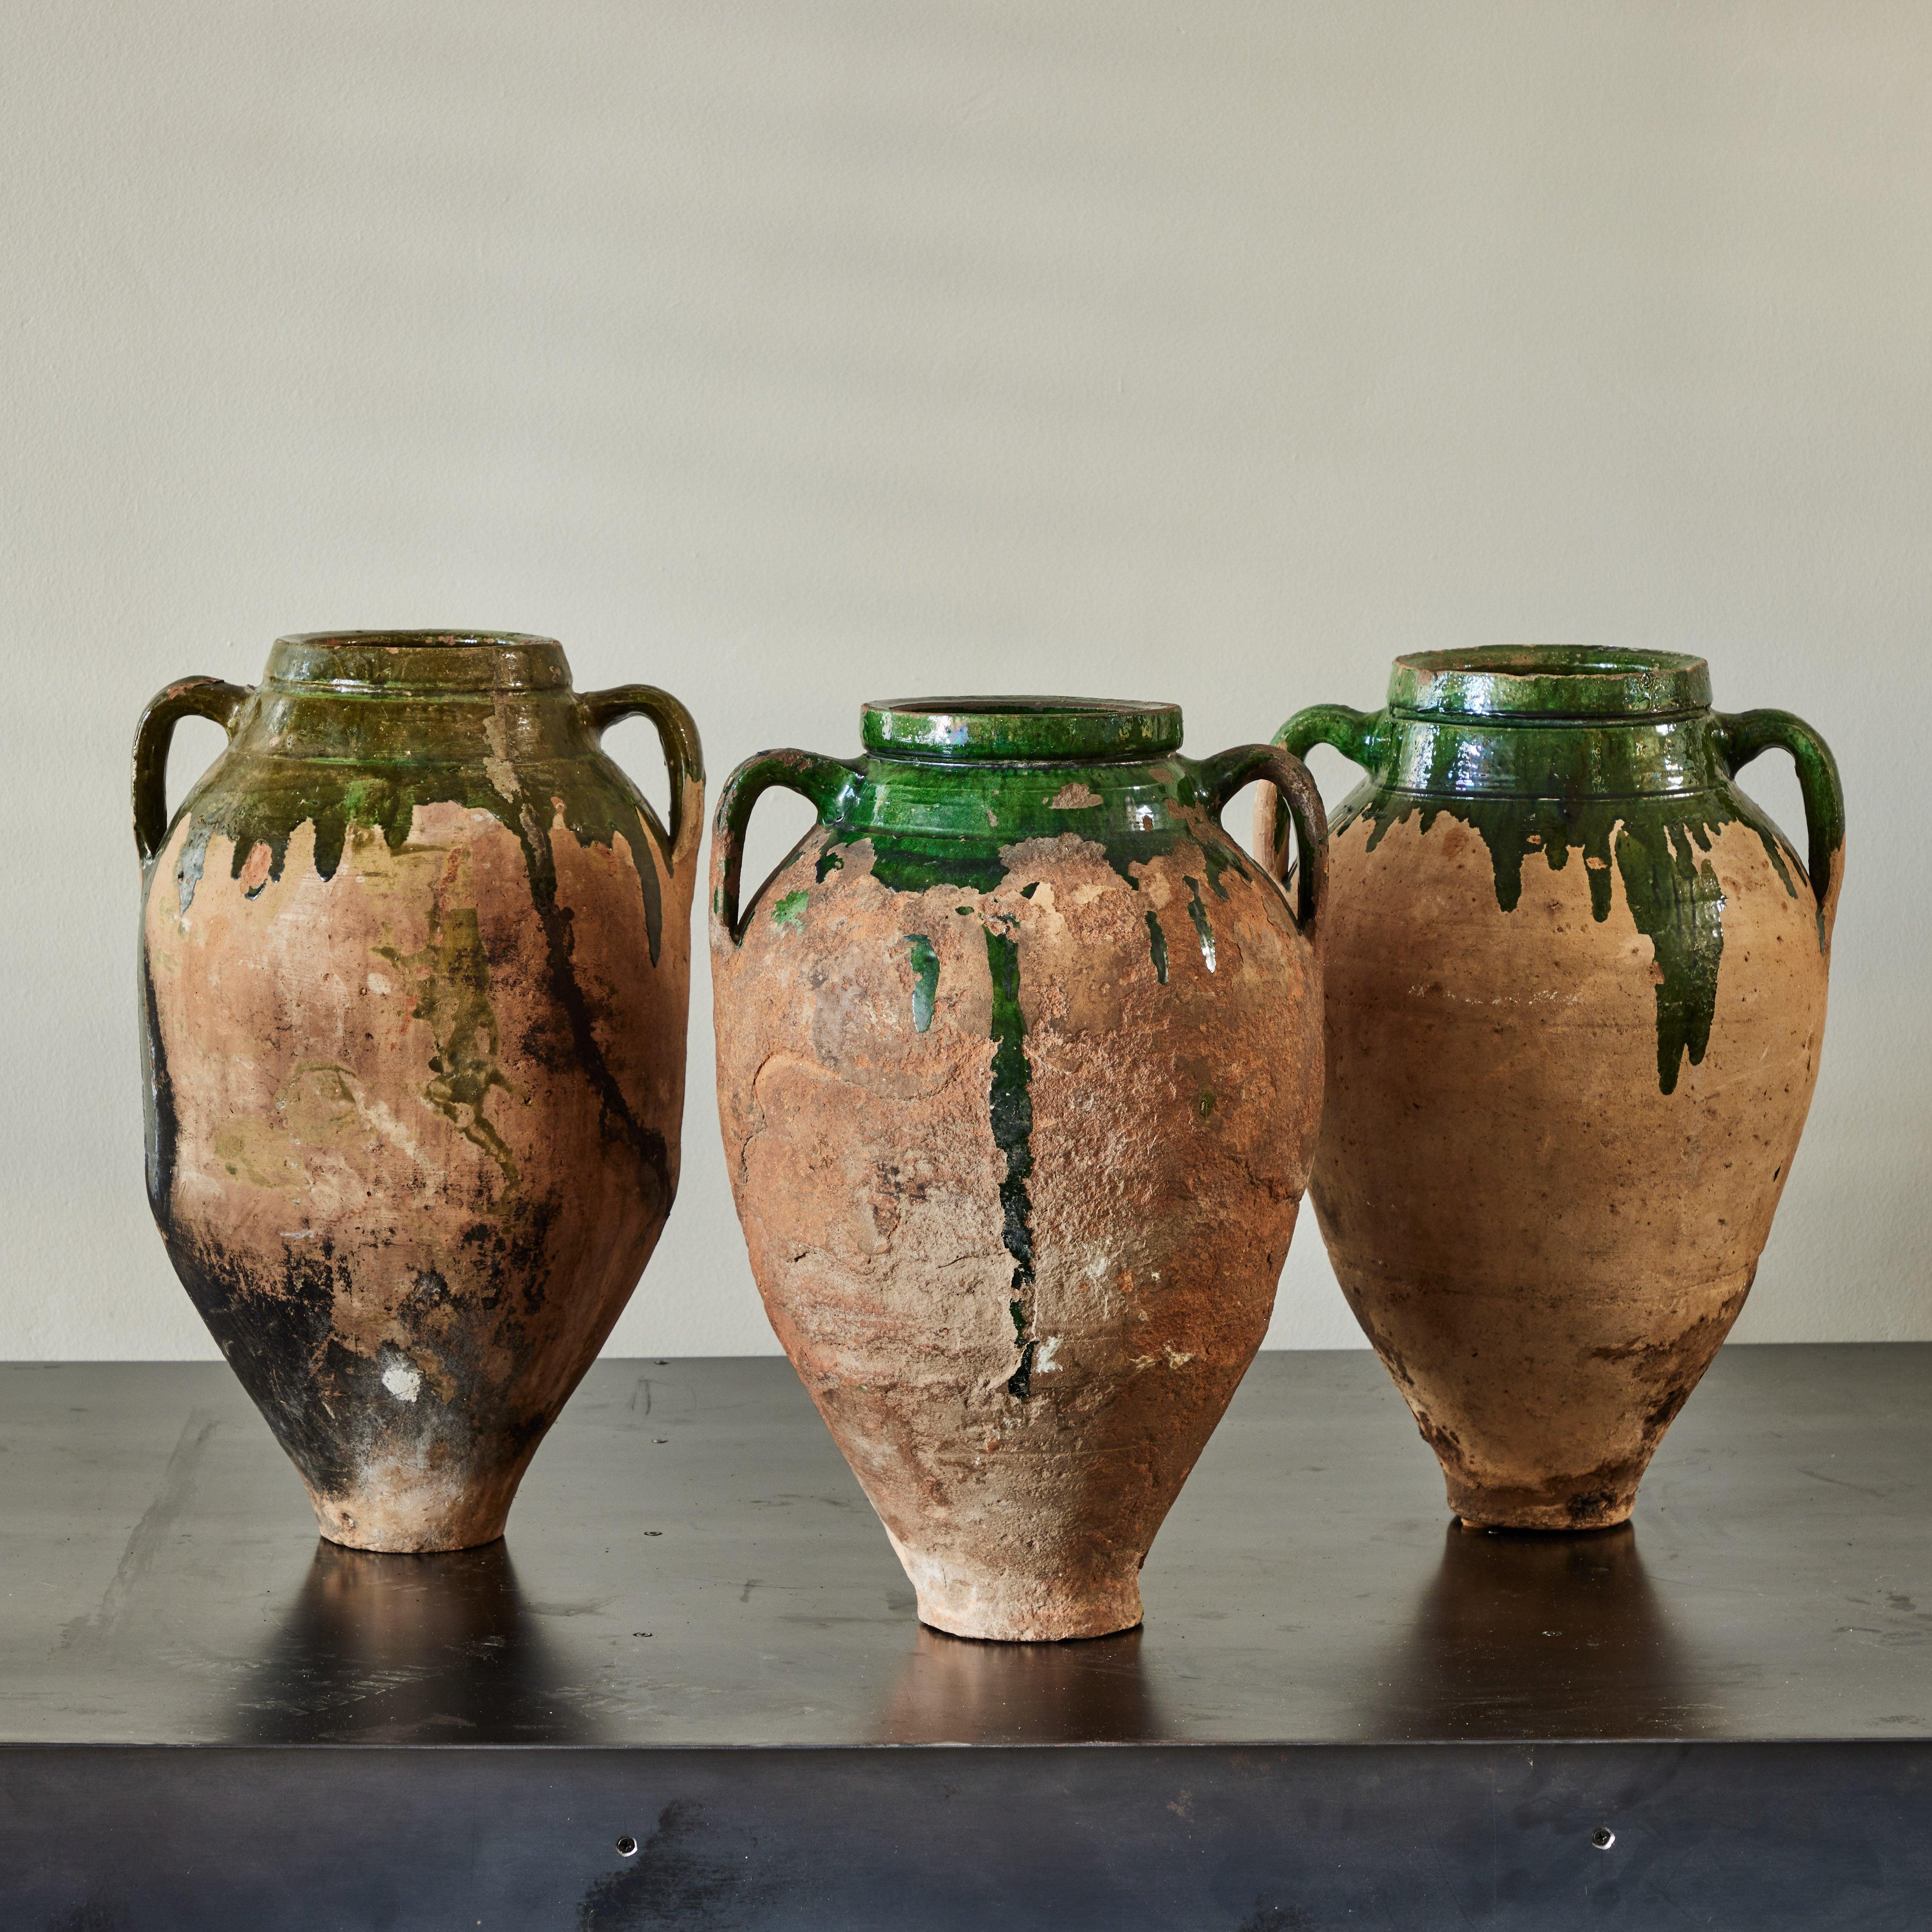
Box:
left=710, top=698, right=1326, bottom=1640
left=1263, top=646, right=1844, bottom=1530
left=134, top=633, right=703, bottom=1552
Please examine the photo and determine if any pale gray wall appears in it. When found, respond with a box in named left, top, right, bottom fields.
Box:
left=3, top=0, right=1926, bottom=1359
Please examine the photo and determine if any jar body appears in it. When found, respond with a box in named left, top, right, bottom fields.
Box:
left=712, top=709, right=1324, bottom=1638
left=137, top=635, right=703, bottom=1551
left=1273, top=652, right=1841, bottom=1529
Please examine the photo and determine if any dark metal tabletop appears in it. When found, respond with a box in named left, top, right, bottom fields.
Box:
left=3, top=1346, right=1926, bottom=1748
left=3, top=1345, right=1928, bottom=1929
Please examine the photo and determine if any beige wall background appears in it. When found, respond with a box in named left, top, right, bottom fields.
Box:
left=2, top=0, right=1926, bottom=1359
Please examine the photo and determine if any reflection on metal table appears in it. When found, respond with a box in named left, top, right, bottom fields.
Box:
left=2, top=1346, right=1927, bottom=1928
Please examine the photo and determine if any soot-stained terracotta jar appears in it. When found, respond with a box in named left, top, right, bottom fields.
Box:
left=135, top=633, right=703, bottom=1552
left=1261, top=647, right=1843, bottom=1531
left=711, top=697, right=1327, bottom=1641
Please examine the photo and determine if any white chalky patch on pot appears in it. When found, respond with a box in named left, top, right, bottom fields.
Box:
left=382, top=1359, right=422, bottom=1402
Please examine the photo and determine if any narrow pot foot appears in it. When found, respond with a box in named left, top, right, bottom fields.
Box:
left=893, top=1545, right=1145, bottom=1642
left=1450, top=1489, right=1637, bottom=1534
left=310, top=1485, right=516, bottom=1554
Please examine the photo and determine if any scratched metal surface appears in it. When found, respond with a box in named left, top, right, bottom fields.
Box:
left=0, top=1346, right=1925, bottom=1746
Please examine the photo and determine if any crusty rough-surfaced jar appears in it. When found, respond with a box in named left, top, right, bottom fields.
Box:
left=135, top=633, right=703, bottom=1552
left=711, top=698, right=1328, bottom=1640
left=1262, top=648, right=1843, bottom=1531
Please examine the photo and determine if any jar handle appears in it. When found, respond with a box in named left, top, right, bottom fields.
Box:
left=1193, top=744, right=1329, bottom=934
left=1711, top=708, right=1845, bottom=948
left=131, top=676, right=250, bottom=869
left=580, top=685, right=707, bottom=877
left=711, top=751, right=866, bottom=945
left=1272, top=702, right=1389, bottom=772
left=1250, top=702, right=1388, bottom=911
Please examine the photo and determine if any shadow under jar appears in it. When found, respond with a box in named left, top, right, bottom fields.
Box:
left=134, top=633, right=703, bottom=1552
left=1261, top=647, right=1843, bottom=1532
left=710, top=697, right=1327, bottom=1641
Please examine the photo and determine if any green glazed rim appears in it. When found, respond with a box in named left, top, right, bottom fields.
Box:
left=1388, top=646, right=1712, bottom=721
left=862, top=696, right=1184, bottom=763
left=268, top=631, right=569, bottom=693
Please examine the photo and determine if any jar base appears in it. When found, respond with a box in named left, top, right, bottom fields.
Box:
left=1452, top=1496, right=1637, bottom=1534
left=914, top=1589, right=1145, bottom=1645
left=310, top=1486, right=516, bottom=1556
left=896, top=1544, right=1146, bottom=1643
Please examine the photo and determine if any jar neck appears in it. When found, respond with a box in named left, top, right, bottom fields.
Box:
left=233, top=683, right=593, bottom=768
left=1375, top=710, right=1725, bottom=799
left=840, top=752, right=1197, bottom=842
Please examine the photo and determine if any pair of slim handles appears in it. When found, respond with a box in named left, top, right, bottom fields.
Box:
left=710, top=742, right=1329, bottom=943
left=131, top=676, right=706, bottom=875
left=134, top=679, right=1841, bottom=948
left=132, top=677, right=1329, bottom=940
left=1278, top=700, right=1845, bottom=934
left=710, top=700, right=1848, bottom=943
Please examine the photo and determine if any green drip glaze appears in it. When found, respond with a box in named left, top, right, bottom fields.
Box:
left=171, top=754, right=667, bottom=967
left=1095, top=831, right=1179, bottom=892
left=1183, top=877, right=1216, bottom=973
left=905, top=935, right=939, bottom=1032
left=1145, top=909, right=1169, bottom=984
left=824, top=829, right=1009, bottom=895
left=772, top=889, right=808, bottom=930
left=1353, top=789, right=1789, bottom=1093
left=1284, top=646, right=1841, bottom=1099
left=1615, top=822, right=1725, bottom=1095
left=985, top=925, right=1036, bottom=1401
left=1200, top=842, right=1240, bottom=902
left=820, top=821, right=1189, bottom=902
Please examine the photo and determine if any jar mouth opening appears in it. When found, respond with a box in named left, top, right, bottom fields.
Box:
left=268, top=632, right=569, bottom=694
left=863, top=695, right=1183, bottom=762
left=1389, top=646, right=1711, bottom=720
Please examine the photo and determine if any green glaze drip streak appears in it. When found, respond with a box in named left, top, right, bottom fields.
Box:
left=1199, top=843, right=1240, bottom=902
left=824, top=823, right=1180, bottom=901
left=172, top=763, right=668, bottom=966
left=905, top=935, right=939, bottom=1033
left=1358, top=792, right=1776, bottom=1093
left=1616, top=823, right=1725, bottom=1095
left=984, top=926, right=1036, bottom=1400
left=1145, top=909, right=1169, bottom=985
left=1184, top=878, right=1216, bottom=973
left=833, top=832, right=1009, bottom=895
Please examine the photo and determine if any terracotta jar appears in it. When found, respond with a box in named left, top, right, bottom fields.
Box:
left=135, top=633, right=703, bottom=1552
left=710, top=698, right=1327, bottom=1640
left=1262, top=647, right=1842, bottom=1531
